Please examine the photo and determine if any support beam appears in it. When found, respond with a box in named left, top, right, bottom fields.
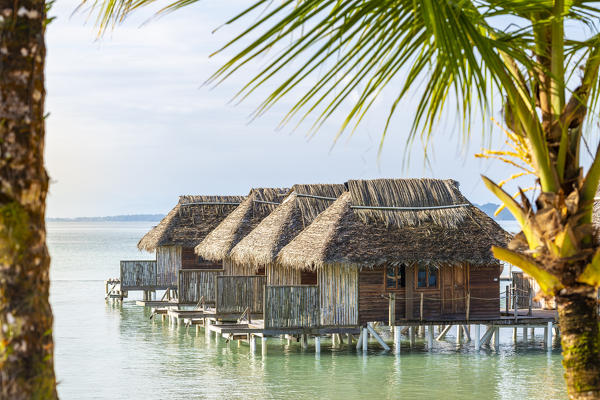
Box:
left=513, top=327, right=517, bottom=342
left=301, top=334, right=308, bottom=350
left=427, top=325, right=434, bottom=351
left=481, top=325, right=494, bottom=346
left=356, top=329, right=363, bottom=351
left=261, top=337, right=267, bottom=356
left=456, top=325, right=463, bottom=345
left=394, top=327, right=401, bottom=355
left=523, top=327, right=528, bottom=341
left=367, top=324, right=390, bottom=351
left=493, top=327, right=500, bottom=351
left=409, top=327, right=416, bottom=347
left=462, top=325, right=471, bottom=342
left=436, top=325, right=453, bottom=341
left=249, top=334, right=256, bottom=353
left=474, top=324, right=481, bottom=351
left=362, top=327, right=368, bottom=352
left=547, top=321, right=553, bottom=350
left=347, top=334, right=354, bottom=345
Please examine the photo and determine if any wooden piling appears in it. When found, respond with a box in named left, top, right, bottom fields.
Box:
left=315, top=336, right=321, bottom=354
left=362, top=327, right=368, bottom=352
left=394, top=327, right=401, bottom=355
left=493, top=327, right=500, bottom=351
left=474, top=325, right=481, bottom=350
left=427, top=326, right=434, bottom=351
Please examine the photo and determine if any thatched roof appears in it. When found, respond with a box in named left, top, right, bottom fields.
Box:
left=138, top=195, right=245, bottom=252
left=277, top=179, right=511, bottom=270
left=229, top=183, right=346, bottom=266
left=194, top=187, right=290, bottom=261
left=593, top=187, right=600, bottom=227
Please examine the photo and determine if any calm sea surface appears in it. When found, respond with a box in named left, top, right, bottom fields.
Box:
left=48, top=220, right=566, bottom=399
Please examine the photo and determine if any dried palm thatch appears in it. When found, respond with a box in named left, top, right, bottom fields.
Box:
left=137, top=195, right=245, bottom=252
left=277, top=179, right=511, bottom=270
left=593, top=187, right=600, bottom=228
left=194, top=187, right=290, bottom=261
left=229, top=183, right=346, bottom=267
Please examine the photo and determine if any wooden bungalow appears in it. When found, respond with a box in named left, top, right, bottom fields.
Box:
left=191, top=188, right=289, bottom=316
left=275, top=178, right=510, bottom=329
left=131, top=195, right=244, bottom=303
left=229, top=183, right=347, bottom=285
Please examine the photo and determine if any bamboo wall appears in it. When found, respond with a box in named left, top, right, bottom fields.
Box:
left=264, top=285, right=320, bottom=329
left=178, top=269, right=223, bottom=304
left=120, top=260, right=158, bottom=290
left=319, top=264, right=359, bottom=326
left=266, top=263, right=301, bottom=286
left=156, top=246, right=181, bottom=287
left=215, top=275, right=266, bottom=314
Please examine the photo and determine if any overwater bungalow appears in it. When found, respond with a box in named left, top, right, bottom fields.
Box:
left=120, top=195, right=244, bottom=304
left=276, top=179, right=511, bottom=330
left=184, top=188, right=288, bottom=319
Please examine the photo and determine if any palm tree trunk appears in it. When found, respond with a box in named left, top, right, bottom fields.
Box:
left=0, top=0, right=58, bottom=398
left=556, top=286, right=600, bottom=400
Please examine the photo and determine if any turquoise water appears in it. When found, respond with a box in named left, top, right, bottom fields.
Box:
left=48, top=221, right=566, bottom=399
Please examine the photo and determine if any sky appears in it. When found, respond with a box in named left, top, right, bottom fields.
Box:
left=45, top=0, right=535, bottom=218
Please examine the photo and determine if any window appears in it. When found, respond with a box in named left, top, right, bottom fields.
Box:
left=385, top=264, right=406, bottom=290
left=416, top=265, right=438, bottom=289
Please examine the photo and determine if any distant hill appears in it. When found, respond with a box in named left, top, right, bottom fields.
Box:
left=475, top=203, right=515, bottom=221
left=47, top=203, right=514, bottom=222
left=47, top=214, right=165, bottom=222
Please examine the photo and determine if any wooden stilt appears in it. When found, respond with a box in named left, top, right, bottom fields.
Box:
left=523, top=327, right=528, bottom=340
left=347, top=334, right=354, bottom=345
left=250, top=335, right=256, bottom=353
left=367, top=324, right=390, bottom=351
left=462, top=325, right=471, bottom=342
left=315, top=336, right=321, bottom=354
left=493, top=327, right=500, bottom=351
left=436, top=325, right=452, bottom=341
left=547, top=321, right=553, bottom=350
left=456, top=325, right=463, bottom=344
left=394, top=327, right=401, bottom=355
left=301, top=334, right=308, bottom=349
left=481, top=325, right=494, bottom=345
left=513, top=327, right=517, bottom=342
left=261, top=337, right=267, bottom=356
left=474, top=324, right=481, bottom=350
left=362, top=327, right=368, bottom=352
left=427, top=326, right=434, bottom=351
left=409, top=327, right=416, bottom=347
left=356, top=329, right=363, bottom=351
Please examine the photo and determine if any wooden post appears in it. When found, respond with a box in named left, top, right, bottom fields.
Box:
left=523, top=327, right=528, bottom=340
left=481, top=325, right=494, bottom=346
left=456, top=325, right=463, bottom=345
left=301, top=334, right=308, bottom=350
left=250, top=334, right=256, bottom=353
left=419, top=293, right=424, bottom=321
left=505, top=285, right=510, bottom=314
left=315, top=336, right=321, bottom=354
left=261, top=337, right=267, bottom=356
left=546, top=321, right=553, bottom=350
left=528, top=287, right=533, bottom=316
left=513, top=327, right=517, bottom=342
left=389, top=293, right=396, bottom=327
left=436, top=325, right=452, bottom=341
left=406, top=264, right=415, bottom=319
left=367, top=324, right=390, bottom=351
left=474, top=324, right=481, bottom=350
left=356, top=329, right=363, bottom=351
left=466, top=292, right=470, bottom=321
left=409, top=327, right=416, bottom=347
left=493, top=327, right=500, bottom=351
left=362, top=327, right=368, bottom=352
left=513, top=289, right=518, bottom=320
left=347, top=334, right=354, bottom=345
left=427, top=326, right=434, bottom=351
left=394, top=327, right=401, bottom=355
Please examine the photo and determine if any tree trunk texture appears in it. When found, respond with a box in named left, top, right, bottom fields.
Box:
left=556, top=287, right=600, bottom=400
left=0, top=0, right=57, bottom=398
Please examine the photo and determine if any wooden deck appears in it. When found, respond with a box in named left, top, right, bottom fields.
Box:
left=393, top=309, right=558, bottom=327
left=207, top=321, right=361, bottom=337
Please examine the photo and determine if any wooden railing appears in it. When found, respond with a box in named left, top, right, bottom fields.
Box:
left=178, top=269, right=223, bottom=305
left=263, top=285, right=320, bottom=329
left=215, top=276, right=266, bottom=314
left=120, top=260, right=163, bottom=290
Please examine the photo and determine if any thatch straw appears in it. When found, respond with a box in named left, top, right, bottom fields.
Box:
left=229, top=183, right=346, bottom=267
left=137, top=195, right=245, bottom=252
left=348, top=178, right=469, bottom=229
left=593, top=187, right=600, bottom=228
left=277, top=179, right=511, bottom=270
left=194, top=187, right=289, bottom=261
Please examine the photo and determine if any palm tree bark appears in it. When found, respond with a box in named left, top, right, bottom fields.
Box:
left=0, top=0, right=58, bottom=398
left=556, top=287, right=600, bottom=399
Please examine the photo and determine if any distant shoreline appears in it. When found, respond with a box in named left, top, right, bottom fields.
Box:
left=47, top=214, right=165, bottom=222
left=47, top=203, right=515, bottom=222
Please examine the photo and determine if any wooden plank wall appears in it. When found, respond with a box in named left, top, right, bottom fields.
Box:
left=266, top=263, right=301, bottom=286
left=120, top=260, right=158, bottom=290
left=320, top=264, right=358, bottom=326
left=178, top=269, right=223, bottom=304
left=216, top=275, right=266, bottom=313
left=469, top=265, right=501, bottom=318
left=181, top=247, right=222, bottom=270
left=358, top=266, right=405, bottom=325
left=264, top=285, right=320, bottom=329
left=156, top=246, right=181, bottom=287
